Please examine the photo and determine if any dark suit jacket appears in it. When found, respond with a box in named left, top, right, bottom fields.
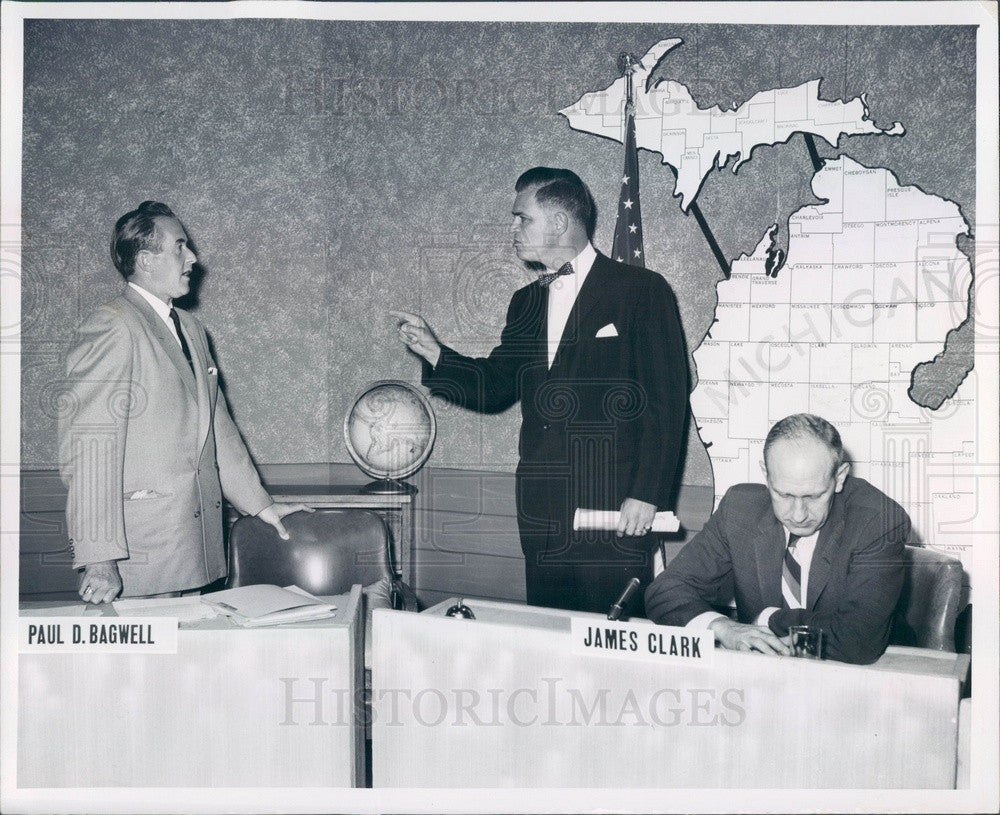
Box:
left=644, top=476, right=909, bottom=664
left=423, top=252, right=689, bottom=551
left=59, top=287, right=271, bottom=595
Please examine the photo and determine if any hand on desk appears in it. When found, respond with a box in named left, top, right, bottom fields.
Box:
left=256, top=502, right=314, bottom=540
left=710, top=617, right=791, bottom=656
left=79, top=560, right=123, bottom=604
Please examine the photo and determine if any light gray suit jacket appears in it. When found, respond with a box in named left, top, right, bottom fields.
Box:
left=58, top=286, right=270, bottom=595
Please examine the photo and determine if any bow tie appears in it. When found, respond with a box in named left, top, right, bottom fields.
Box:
left=537, top=262, right=574, bottom=287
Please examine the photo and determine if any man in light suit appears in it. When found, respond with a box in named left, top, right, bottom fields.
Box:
left=59, top=201, right=307, bottom=603
left=392, top=167, right=689, bottom=613
left=644, top=414, right=909, bottom=665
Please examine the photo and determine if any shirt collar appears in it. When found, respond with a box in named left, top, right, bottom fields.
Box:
left=784, top=528, right=820, bottom=547
left=546, top=243, right=597, bottom=279
left=128, top=281, right=173, bottom=320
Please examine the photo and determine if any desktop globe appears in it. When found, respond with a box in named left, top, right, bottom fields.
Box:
left=343, top=380, right=436, bottom=494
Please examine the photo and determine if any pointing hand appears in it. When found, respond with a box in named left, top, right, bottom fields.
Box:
left=389, top=310, right=442, bottom=367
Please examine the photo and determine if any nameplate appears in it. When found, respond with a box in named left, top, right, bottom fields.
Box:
left=19, top=617, right=178, bottom=654
left=571, top=619, right=714, bottom=665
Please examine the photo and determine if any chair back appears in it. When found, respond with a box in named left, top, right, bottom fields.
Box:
left=227, top=509, right=394, bottom=595
left=890, top=544, right=963, bottom=652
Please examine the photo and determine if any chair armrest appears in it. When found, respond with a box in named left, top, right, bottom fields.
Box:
left=363, top=577, right=395, bottom=612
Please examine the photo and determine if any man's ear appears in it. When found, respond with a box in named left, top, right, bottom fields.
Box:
left=134, top=249, right=151, bottom=275
left=550, top=210, right=568, bottom=236
left=834, top=461, right=850, bottom=492
left=758, top=458, right=767, bottom=479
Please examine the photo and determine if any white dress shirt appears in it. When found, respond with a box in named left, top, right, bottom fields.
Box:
left=686, top=528, right=820, bottom=631
left=545, top=243, right=597, bottom=368
left=128, top=282, right=185, bottom=350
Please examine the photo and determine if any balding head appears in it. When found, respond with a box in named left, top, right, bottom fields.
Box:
left=760, top=414, right=850, bottom=537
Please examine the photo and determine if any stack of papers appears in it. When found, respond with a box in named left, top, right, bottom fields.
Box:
left=112, top=595, right=218, bottom=623
left=20, top=603, right=107, bottom=617
left=200, top=585, right=336, bottom=627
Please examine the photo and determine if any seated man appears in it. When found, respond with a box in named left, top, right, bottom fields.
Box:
left=644, top=413, right=908, bottom=664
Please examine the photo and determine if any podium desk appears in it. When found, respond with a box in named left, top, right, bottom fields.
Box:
left=18, top=585, right=365, bottom=788
left=371, top=598, right=969, bottom=788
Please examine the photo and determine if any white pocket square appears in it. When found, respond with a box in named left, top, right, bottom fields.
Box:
left=207, top=366, right=218, bottom=376
left=595, top=323, right=618, bottom=338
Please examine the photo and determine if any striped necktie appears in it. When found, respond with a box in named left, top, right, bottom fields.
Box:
left=782, top=534, right=802, bottom=608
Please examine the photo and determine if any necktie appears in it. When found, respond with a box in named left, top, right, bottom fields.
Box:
left=168, top=307, right=194, bottom=374
left=782, top=534, right=802, bottom=608
left=538, top=262, right=574, bottom=287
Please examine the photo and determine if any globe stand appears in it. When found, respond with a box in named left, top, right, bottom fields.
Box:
left=345, top=380, right=436, bottom=500
left=361, top=478, right=418, bottom=496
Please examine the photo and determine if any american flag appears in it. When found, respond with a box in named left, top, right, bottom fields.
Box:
left=611, top=102, right=644, bottom=267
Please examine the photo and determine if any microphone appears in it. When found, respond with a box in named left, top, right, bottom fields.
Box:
left=607, top=577, right=641, bottom=621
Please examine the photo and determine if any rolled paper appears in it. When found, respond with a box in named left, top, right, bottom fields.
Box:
left=573, top=508, right=680, bottom=533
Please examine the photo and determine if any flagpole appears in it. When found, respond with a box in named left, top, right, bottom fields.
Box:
left=621, top=52, right=634, bottom=130
left=625, top=53, right=633, bottom=112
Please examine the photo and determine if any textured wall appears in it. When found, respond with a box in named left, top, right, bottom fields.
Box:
left=20, top=20, right=975, bottom=488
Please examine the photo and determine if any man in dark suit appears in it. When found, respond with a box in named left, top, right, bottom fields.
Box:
left=645, top=413, right=909, bottom=664
left=392, top=167, right=689, bottom=613
left=59, top=201, right=308, bottom=603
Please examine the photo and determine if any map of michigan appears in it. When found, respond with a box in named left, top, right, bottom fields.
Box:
left=560, top=38, right=904, bottom=211
left=689, top=155, right=975, bottom=556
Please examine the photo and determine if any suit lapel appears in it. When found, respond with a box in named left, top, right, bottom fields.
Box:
left=123, top=287, right=198, bottom=398
left=514, top=282, right=549, bottom=395
left=533, top=281, right=549, bottom=358
left=754, top=508, right=786, bottom=607
left=172, top=307, right=214, bottom=454
left=549, top=253, right=610, bottom=372
left=807, top=492, right=846, bottom=609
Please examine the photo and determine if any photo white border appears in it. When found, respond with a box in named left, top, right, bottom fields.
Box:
left=2, top=2, right=997, bottom=812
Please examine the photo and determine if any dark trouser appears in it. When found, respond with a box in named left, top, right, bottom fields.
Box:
left=520, top=526, right=654, bottom=616
left=516, top=469, right=655, bottom=616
